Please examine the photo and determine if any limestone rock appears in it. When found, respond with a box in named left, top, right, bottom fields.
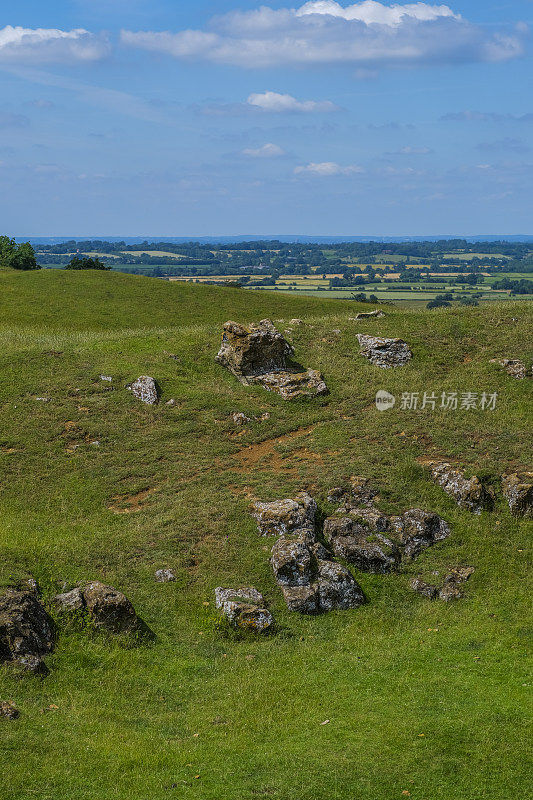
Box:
left=154, top=569, right=176, bottom=583
left=490, top=358, right=527, bottom=379
left=81, top=582, right=150, bottom=636
left=328, top=477, right=377, bottom=510
left=216, top=320, right=294, bottom=384
left=271, top=537, right=313, bottom=586
left=502, top=471, right=533, bottom=517
left=52, top=588, right=85, bottom=613
left=394, top=509, right=451, bottom=560
left=0, top=701, right=20, bottom=720
left=323, top=516, right=400, bottom=573
left=357, top=334, right=412, bottom=368
left=316, top=560, right=365, bottom=611
left=354, top=310, right=385, bottom=320
left=409, top=578, right=438, bottom=599
left=290, top=319, right=303, bottom=325
left=232, top=412, right=251, bottom=425
left=0, top=589, right=55, bottom=672
left=214, top=587, right=273, bottom=632
left=281, top=584, right=320, bottom=614
left=428, top=461, right=494, bottom=513
left=251, top=492, right=317, bottom=537
left=216, top=319, right=328, bottom=398
left=250, top=368, right=328, bottom=400
left=130, top=376, right=158, bottom=405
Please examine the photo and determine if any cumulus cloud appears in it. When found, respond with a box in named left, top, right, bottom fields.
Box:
left=247, top=91, right=339, bottom=113
left=242, top=143, right=286, bottom=157
left=0, top=25, right=109, bottom=63
left=294, top=161, right=364, bottom=175
left=121, top=2, right=527, bottom=68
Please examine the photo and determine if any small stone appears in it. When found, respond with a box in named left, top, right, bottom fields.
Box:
left=81, top=581, right=150, bottom=636
left=0, top=589, right=55, bottom=669
left=232, top=412, right=251, bottom=425
left=410, top=578, right=438, bottom=600
left=214, top=587, right=272, bottom=632
left=251, top=492, right=317, bottom=537
left=165, top=399, right=176, bottom=407
left=438, top=584, right=463, bottom=602
left=490, top=358, right=528, bottom=379
left=354, top=310, right=385, bottom=320
left=215, top=587, right=265, bottom=610
left=502, top=471, right=533, bottom=518
left=0, top=701, right=20, bottom=720
left=394, top=509, right=451, bottom=560
left=323, top=516, right=400, bottom=573
left=100, top=375, right=113, bottom=382
left=129, top=376, right=159, bottom=405
left=357, top=334, right=412, bottom=368
left=155, top=569, right=176, bottom=583
left=289, top=319, right=303, bottom=325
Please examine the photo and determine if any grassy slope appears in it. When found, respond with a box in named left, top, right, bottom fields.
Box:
left=0, top=269, right=531, bottom=800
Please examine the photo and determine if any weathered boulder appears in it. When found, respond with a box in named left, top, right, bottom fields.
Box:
left=316, top=560, right=365, bottom=611
left=271, top=537, right=314, bottom=586
left=357, top=334, right=412, bottom=368
left=354, top=310, right=385, bottom=320
left=216, top=320, right=294, bottom=383
left=130, top=376, right=158, bottom=405
left=428, top=461, right=494, bottom=513
left=490, top=358, right=528, bottom=379
left=502, top=471, right=533, bottom=518
left=251, top=492, right=317, bottom=537
left=249, top=368, right=328, bottom=400
left=232, top=412, right=251, bottom=425
left=214, top=587, right=273, bottom=633
left=0, top=701, right=19, bottom=720
left=216, top=320, right=328, bottom=398
left=0, top=589, right=55, bottom=673
left=323, top=516, right=400, bottom=573
left=154, top=568, right=176, bottom=583
left=80, top=582, right=150, bottom=636
left=290, top=319, right=303, bottom=325
left=393, top=509, right=451, bottom=560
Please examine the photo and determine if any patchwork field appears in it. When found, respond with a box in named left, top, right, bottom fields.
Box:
left=0, top=268, right=531, bottom=800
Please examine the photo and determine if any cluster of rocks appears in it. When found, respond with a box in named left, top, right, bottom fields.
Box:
left=356, top=334, right=412, bottom=368
left=252, top=492, right=365, bottom=614
left=427, top=461, right=532, bottom=518
left=231, top=411, right=270, bottom=426
left=0, top=579, right=152, bottom=678
left=323, top=478, right=450, bottom=573
left=216, top=320, right=328, bottom=400
left=490, top=358, right=531, bottom=380
left=214, top=587, right=274, bottom=633
left=410, top=566, right=475, bottom=602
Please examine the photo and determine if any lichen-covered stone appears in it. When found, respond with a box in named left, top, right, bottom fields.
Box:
left=316, top=561, right=365, bottom=611
left=490, top=358, right=528, bottom=379
left=81, top=582, right=150, bottom=636
left=502, top=471, right=533, bottom=518
left=280, top=584, right=320, bottom=614
left=357, top=334, right=412, bottom=368
left=428, top=461, right=494, bottom=513
left=154, top=569, right=176, bottom=583
left=250, top=368, right=328, bottom=400
left=271, top=537, right=314, bottom=587
left=323, top=516, right=400, bottom=573
left=130, top=376, right=158, bottom=405
left=0, top=701, right=20, bottom=720
left=394, top=508, right=451, bottom=560
left=0, top=589, right=55, bottom=671
left=52, top=588, right=85, bottom=613
left=354, top=310, right=385, bottom=320
left=214, top=587, right=273, bottom=632
left=251, top=492, right=317, bottom=537
left=409, top=578, right=438, bottom=599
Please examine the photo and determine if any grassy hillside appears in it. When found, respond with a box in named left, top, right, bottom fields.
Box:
left=0, top=269, right=531, bottom=800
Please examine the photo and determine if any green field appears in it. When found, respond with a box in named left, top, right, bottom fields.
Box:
left=0, top=268, right=531, bottom=800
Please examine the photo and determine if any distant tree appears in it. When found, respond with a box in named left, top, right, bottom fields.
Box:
left=427, top=298, right=451, bottom=309
left=11, top=242, right=40, bottom=270
left=65, top=256, right=110, bottom=271
left=460, top=297, right=479, bottom=306
left=369, top=294, right=378, bottom=303
left=0, top=235, right=17, bottom=268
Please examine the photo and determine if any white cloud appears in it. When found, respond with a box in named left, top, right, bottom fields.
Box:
left=247, top=91, right=338, bottom=113
left=242, top=143, right=286, bottom=157
left=0, top=25, right=109, bottom=63
left=121, top=2, right=527, bottom=68
left=294, top=161, right=364, bottom=175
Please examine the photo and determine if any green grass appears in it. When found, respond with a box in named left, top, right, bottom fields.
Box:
left=0, top=268, right=531, bottom=800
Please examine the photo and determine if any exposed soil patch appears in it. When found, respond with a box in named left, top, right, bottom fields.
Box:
left=230, top=425, right=326, bottom=474
left=107, top=487, right=158, bottom=514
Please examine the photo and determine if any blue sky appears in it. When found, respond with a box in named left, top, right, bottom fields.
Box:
left=1, top=1, right=532, bottom=236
